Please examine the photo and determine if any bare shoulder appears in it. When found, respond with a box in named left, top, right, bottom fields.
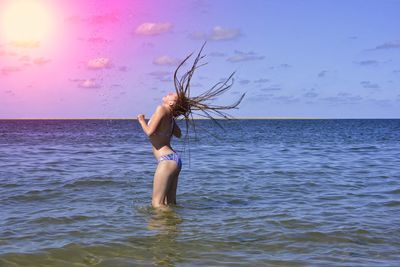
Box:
left=155, top=105, right=168, bottom=115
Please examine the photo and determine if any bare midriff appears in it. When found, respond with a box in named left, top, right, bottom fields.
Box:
left=148, top=116, right=175, bottom=160
left=150, top=137, right=175, bottom=160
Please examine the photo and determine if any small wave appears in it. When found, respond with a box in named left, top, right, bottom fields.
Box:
left=386, top=188, right=400, bottom=195
left=317, top=195, right=343, bottom=201
left=1, top=183, right=21, bottom=188
left=32, top=215, right=92, bottom=224
left=383, top=200, right=400, bottom=207
left=6, top=189, right=61, bottom=203
left=348, top=145, right=378, bottom=151
left=354, top=229, right=370, bottom=235
left=83, top=254, right=102, bottom=265
left=63, top=177, right=125, bottom=188
left=289, top=231, right=354, bottom=243
left=227, top=199, right=248, bottom=205
left=366, top=200, right=400, bottom=207
left=272, top=170, right=299, bottom=176
left=278, top=219, right=319, bottom=229
left=135, top=205, right=155, bottom=215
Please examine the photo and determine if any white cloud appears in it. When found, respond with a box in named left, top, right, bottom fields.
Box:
left=227, top=50, right=265, bottom=63
left=153, top=55, right=180, bottom=66
left=239, top=79, right=251, bottom=85
left=190, top=26, right=240, bottom=41
left=79, top=79, right=100, bottom=89
left=4, top=89, right=15, bottom=95
left=1, top=66, right=23, bottom=75
left=371, top=40, right=400, bottom=50
left=210, top=26, right=240, bottom=41
left=65, top=12, right=119, bottom=25
left=19, top=55, right=31, bottom=62
left=303, top=92, right=319, bottom=98
left=10, top=40, right=40, bottom=48
left=360, top=81, right=380, bottom=89
left=254, top=78, right=269, bottom=84
left=318, top=70, right=328, bottom=77
left=33, top=57, right=51, bottom=65
left=88, top=12, right=119, bottom=25
left=87, top=57, right=112, bottom=70
left=260, top=85, right=281, bottom=91
left=149, top=71, right=172, bottom=82
left=209, top=51, right=226, bottom=57
left=135, top=22, right=173, bottom=36
left=118, top=66, right=128, bottom=72
left=354, top=60, right=379, bottom=66
left=86, top=37, right=111, bottom=44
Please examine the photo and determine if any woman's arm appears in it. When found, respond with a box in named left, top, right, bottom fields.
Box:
left=137, top=106, right=165, bottom=136
left=172, top=119, right=181, bottom=138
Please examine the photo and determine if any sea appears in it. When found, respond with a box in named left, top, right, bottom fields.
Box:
left=0, top=119, right=399, bottom=266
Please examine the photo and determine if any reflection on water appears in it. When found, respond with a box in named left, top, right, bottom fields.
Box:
left=147, top=207, right=183, bottom=266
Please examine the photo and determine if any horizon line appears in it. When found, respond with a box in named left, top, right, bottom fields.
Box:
left=0, top=117, right=399, bottom=120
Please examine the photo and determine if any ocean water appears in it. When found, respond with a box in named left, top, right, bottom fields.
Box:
left=0, top=119, right=399, bottom=266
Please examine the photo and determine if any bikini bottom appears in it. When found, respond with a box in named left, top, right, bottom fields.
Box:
left=158, top=152, right=182, bottom=169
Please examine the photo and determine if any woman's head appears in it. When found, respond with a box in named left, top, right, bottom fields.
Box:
left=172, top=92, right=190, bottom=117
left=162, top=92, right=190, bottom=118
left=162, top=92, right=178, bottom=106
left=171, top=41, right=245, bottom=124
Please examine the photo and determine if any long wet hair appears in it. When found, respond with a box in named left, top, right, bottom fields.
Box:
left=172, top=41, right=245, bottom=137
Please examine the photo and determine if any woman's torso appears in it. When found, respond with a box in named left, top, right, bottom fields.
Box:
left=147, top=114, right=175, bottom=159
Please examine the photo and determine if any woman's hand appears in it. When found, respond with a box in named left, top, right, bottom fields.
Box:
left=137, top=106, right=165, bottom=136
left=137, top=114, right=145, bottom=123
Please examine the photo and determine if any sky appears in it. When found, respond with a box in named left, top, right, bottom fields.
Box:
left=0, top=0, right=399, bottom=119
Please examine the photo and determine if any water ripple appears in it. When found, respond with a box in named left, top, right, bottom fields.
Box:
left=0, top=119, right=399, bottom=266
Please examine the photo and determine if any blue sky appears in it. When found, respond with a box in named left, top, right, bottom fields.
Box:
left=0, top=0, right=399, bottom=118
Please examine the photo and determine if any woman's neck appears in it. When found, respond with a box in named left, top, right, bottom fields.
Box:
left=162, top=103, right=173, bottom=114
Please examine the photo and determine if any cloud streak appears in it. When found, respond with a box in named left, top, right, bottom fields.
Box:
left=260, top=86, right=281, bottom=91
left=354, top=60, right=379, bottom=66
left=318, top=70, right=328, bottom=77
left=65, top=11, right=119, bottom=25
left=360, top=81, right=380, bottom=89
left=321, top=93, right=363, bottom=104
left=227, top=50, right=265, bottom=63
left=135, top=22, right=173, bottom=36
left=369, top=40, right=400, bottom=50
left=78, top=79, right=101, bottom=89
left=1, top=66, right=23, bottom=75
left=148, top=71, right=172, bottom=82
left=254, top=78, right=269, bottom=84
left=33, top=57, right=51, bottom=66
left=239, top=79, right=250, bottom=85
left=10, top=41, right=40, bottom=48
left=190, top=26, right=241, bottom=41
left=303, top=91, right=319, bottom=98
left=153, top=55, right=180, bottom=66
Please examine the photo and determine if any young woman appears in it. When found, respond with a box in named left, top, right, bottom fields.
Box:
left=137, top=92, right=182, bottom=208
left=138, top=42, right=245, bottom=209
